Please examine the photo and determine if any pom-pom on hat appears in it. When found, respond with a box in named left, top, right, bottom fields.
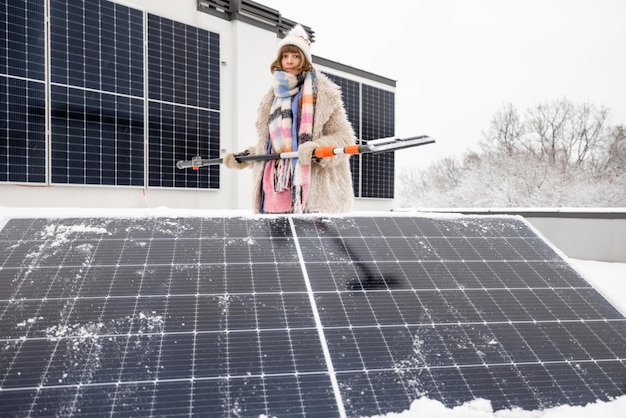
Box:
left=277, top=24, right=312, bottom=63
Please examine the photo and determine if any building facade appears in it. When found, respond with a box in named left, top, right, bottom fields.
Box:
left=1, top=0, right=397, bottom=210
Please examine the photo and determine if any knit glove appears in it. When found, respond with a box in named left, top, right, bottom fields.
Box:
left=223, top=151, right=251, bottom=170
left=297, top=142, right=318, bottom=166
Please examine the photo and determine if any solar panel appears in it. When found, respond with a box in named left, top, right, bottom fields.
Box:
left=147, top=14, right=221, bottom=189
left=323, top=72, right=396, bottom=199
left=47, top=1, right=147, bottom=186
left=0, top=214, right=625, bottom=417
left=1, top=0, right=46, bottom=184
left=3, top=0, right=221, bottom=189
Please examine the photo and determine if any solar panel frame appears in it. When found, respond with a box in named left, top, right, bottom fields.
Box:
left=146, top=13, right=221, bottom=190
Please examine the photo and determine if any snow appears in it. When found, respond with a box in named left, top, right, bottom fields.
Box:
left=367, top=396, right=626, bottom=418
left=569, top=259, right=626, bottom=318
left=1, top=206, right=625, bottom=417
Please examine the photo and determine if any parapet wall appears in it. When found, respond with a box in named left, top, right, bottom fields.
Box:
left=409, top=209, right=626, bottom=263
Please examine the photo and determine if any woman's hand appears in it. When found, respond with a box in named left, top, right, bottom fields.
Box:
left=223, top=151, right=252, bottom=169
left=297, top=142, right=318, bottom=165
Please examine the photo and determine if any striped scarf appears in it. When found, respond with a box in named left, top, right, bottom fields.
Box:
left=267, top=69, right=317, bottom=213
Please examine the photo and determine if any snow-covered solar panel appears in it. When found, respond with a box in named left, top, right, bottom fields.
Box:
left=0, top=214, right=625, bottom=416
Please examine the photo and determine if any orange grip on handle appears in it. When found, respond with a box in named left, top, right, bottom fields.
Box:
left=343, top=145, right=361, bottom=155
left=314, top=146, right=337, bottom=159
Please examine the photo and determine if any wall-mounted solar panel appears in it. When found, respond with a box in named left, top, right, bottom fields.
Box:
left=1, top=214, right=624, bottom=417
left=1, top=0, right=46, bottom=184
left=49, top=0, right=145, bottom=186
left=361, top=85, right=395, bottom=199
left=147, top=14, right=221, bottom=189
left=322, top=72, right=396, bottom=199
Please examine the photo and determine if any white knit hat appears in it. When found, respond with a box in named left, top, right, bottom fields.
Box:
left=277, top=24, right=312, bottom=63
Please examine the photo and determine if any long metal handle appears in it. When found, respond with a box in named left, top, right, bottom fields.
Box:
left=176, top=135, right=434, bottom=170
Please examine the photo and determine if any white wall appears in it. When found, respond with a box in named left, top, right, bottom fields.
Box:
left=403, top=209, right=626, bottom=263
left=224, top=20, right=276, bottom=210
left=526, top=216, right=626, bottom=263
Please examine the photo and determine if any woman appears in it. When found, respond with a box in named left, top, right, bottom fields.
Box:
left=223, top=25, right=355, bottom=214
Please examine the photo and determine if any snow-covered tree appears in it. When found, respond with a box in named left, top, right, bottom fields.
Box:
left=398, top=99, right=626, bottom=208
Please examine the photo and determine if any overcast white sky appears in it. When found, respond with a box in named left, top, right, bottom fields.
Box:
left=260, top=0, right=626, bottom=169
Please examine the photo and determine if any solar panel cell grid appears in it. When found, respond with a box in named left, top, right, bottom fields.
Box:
left=49, top=85, right=145, bottom=186
left=0, top=214, right=625, bottom=417
left=1, top=1, right=45, bottom=80
left=50, top=0, right=144, bottom=96
left=0, top=77, right=47, bottom=183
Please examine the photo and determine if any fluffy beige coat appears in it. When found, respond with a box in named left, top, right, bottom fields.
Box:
left=245, top=72, right=356, bottom=213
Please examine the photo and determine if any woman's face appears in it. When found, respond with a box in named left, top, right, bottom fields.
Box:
left=281, top=51, right=302, bottom=75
